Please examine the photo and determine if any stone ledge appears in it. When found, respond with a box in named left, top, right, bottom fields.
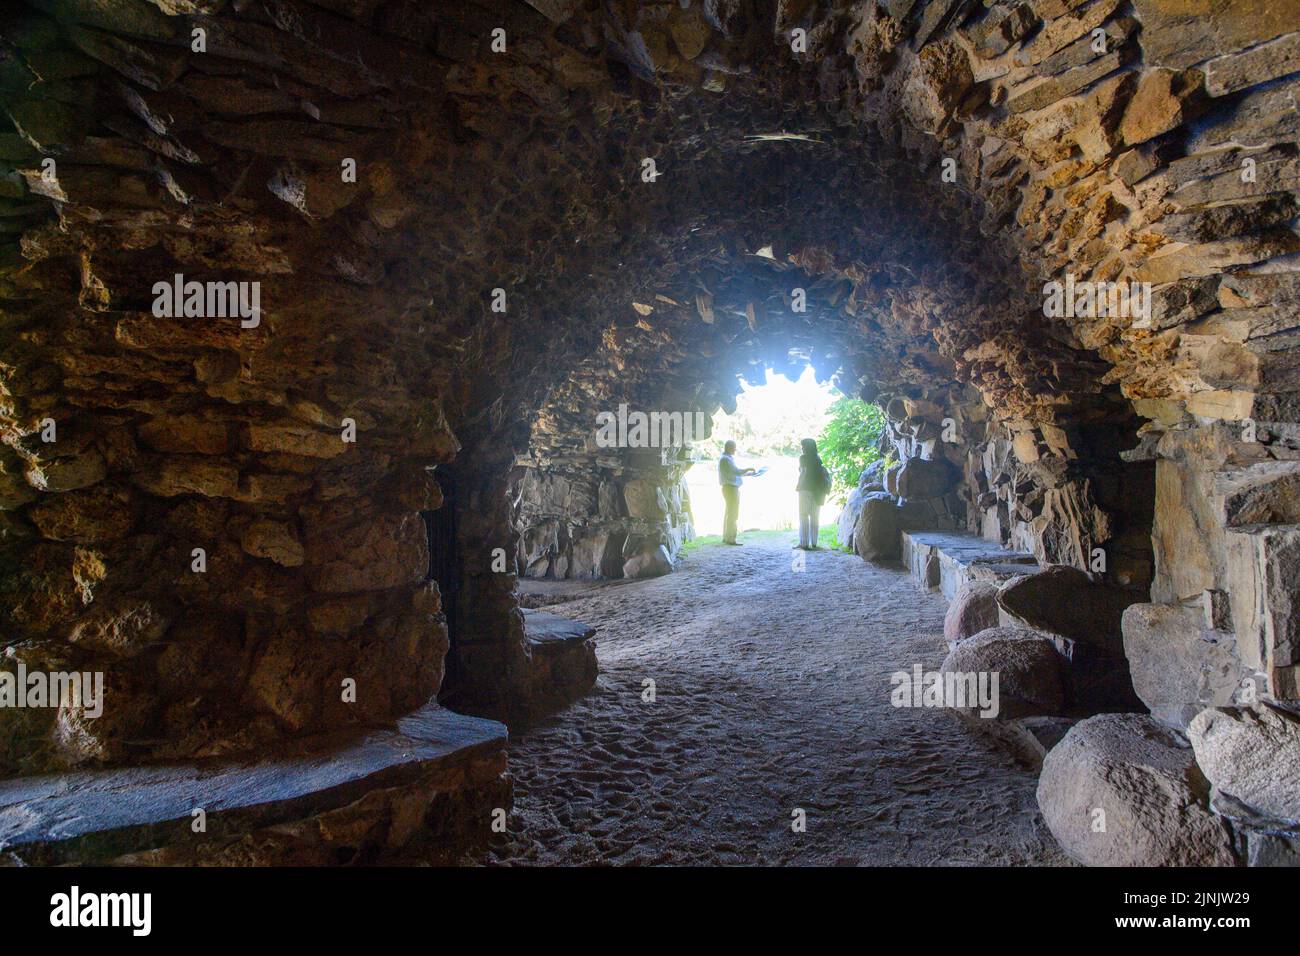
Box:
left=901, top=530, right=1040, bottom=600
left=524, top=607, right=597, bottom=648
left=450, top=608, right=600, bottom=723
left=0, top=703, right=507, bottom=865
left=515, top=608, right=599, bottom=719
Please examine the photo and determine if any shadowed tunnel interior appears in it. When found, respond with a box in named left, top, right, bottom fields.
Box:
left=0, top=0, right=1298, bottom=867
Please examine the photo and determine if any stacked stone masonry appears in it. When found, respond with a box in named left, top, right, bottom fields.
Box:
left=0, top=0, right=1297, bottom=863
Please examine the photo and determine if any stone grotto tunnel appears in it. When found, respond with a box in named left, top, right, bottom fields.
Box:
left=0, top=0, right=1297, bottom=867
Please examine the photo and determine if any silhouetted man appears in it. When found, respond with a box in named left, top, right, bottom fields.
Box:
left=718, top=440, right=756, bottom=545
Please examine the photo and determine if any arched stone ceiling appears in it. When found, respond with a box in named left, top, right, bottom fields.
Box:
left=1, top=0, right=1296, bottom=765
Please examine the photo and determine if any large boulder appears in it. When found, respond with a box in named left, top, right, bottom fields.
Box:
left=997, top=565, right=1141, bottom=656
left=883, top=462, right=902, bottom=496
left=836, top=486, right=866, bottom=550
left=622, top=479, right=666, bottom=521
left=1187, top=704, right=1300, bottom=826
left=853, top=491, right=900, bottom=561
left=1122, top=603, right=1244, bottom=729
left=622, top=544, right=672, bottom=579
left=940, top=626, right=1067, bottom=719
left=1037, top=713, right=1237, bottom=867
left=944, top=582, right=1001, bottom=643
left=858, top=459, right=887, bottom=492
left=894, top=456, right=959, bottom=500
left=999, top=566, right=1145, bottom=712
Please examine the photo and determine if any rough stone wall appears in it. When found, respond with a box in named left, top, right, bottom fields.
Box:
left=0, top=0, right=1296, bottom=767
left=861, top=382, right=1156, bottom=586
left=511, top=454, right=695, bottom=580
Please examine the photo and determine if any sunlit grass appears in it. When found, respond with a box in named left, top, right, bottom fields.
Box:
left=679, top=529, right=788, bottom=556
left=819, top=525, right=847, bottom=551
left=678, top=526, right=847, bottom=558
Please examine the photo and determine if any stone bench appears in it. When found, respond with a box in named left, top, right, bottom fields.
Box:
left=524, top=607, right=597, bottom=647
left=0, top=703, right=508, bottom=865
left=900, top=530, right=1039, bottom=600
left=516, top=608, right=599, bottom=719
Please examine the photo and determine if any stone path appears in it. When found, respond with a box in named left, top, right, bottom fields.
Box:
left=467, top=533, right=1070, bottom=866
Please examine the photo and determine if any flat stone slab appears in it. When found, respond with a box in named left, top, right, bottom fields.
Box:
left=902, top=530, right=1039, bottom=600
left=522, top=608, right=596, bottom=650
left=0, top=703, right=506, bottom=864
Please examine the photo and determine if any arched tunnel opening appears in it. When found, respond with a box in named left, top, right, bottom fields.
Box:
left=0, top=0, right=1297, bottom=886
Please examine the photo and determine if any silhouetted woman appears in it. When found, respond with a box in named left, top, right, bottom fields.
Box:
left=796, top=438, right=831, bottom=550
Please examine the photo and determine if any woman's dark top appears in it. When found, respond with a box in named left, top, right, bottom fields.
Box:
left=796, top=451, right=822, bottom=492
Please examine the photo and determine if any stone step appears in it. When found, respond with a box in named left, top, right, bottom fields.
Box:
left=515, top=608, right=599, bottom=719
left=901, top=530, right=1039, bottom=600
left=522, top=607, right=596, bottom=650
left=0, top=703, right=507, bottom=865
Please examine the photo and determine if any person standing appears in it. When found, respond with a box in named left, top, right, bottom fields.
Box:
left=795, top=438, right=831, bottom=550
left=718, top=440, right=756, bottom=545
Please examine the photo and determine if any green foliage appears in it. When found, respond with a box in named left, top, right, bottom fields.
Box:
left=693, top=369, right=836, bottom=459
left=817, top=525, right=845, bottom=552
left=817, top=397, right=886, bottom=498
